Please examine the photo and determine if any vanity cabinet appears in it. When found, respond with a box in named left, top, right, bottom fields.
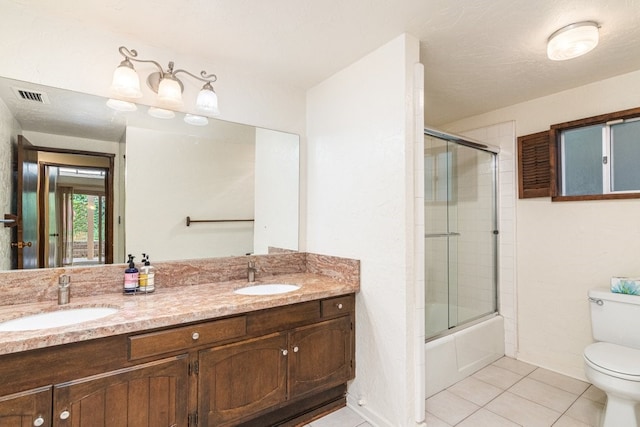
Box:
left=289, top=316, right=352, bottom=397
left=0, top=386, right=51, bottom=427
left=53, top=355, right=189, bottom=427
left=198, top=333, right=289, bottom=426
left=0, top=293, right=355, bottom=427
left=198, top=315, right=352, bottom=426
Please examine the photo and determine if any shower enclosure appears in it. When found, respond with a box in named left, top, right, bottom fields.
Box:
left=424, top=128, right=498, bottom=340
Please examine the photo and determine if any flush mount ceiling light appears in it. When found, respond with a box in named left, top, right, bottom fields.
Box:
left=547, top=21, right=600, bottom=61
left=108, top=46, right=219, bottom=116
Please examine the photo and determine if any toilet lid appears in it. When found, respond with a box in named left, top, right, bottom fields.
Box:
left=584, top=342, right=640, bottom=377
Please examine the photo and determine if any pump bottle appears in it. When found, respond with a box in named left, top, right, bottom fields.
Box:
left=139, top=253, right=155, bottom=293
left=124, top=254, right=139, bottom=294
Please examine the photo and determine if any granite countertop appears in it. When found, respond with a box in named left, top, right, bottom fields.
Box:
left=0, top=273, right=358, bottom=356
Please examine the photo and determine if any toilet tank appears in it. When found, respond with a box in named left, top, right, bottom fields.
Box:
left=589, top=287, right=640, bottom=349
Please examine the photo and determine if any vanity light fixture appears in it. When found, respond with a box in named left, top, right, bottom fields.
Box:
left=547, top=21, right=600, bottom=61
left=108, top=46, right=219, bottom=115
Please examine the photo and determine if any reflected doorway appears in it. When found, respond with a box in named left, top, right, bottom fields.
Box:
left=15, top=136, right=114, bottom=268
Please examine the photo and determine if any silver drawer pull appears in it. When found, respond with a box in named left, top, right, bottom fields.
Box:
left=192, top=332, right=200, bottom=340
left=33, top=416, right=45, bottom=427
left=281, top=349, right=288, bottom=356
left=336, top=303, right=343, bottom=310
left=293, top=346, right=299, bottom=353
left=60, top=410, right=70, bottom=420
left=588, top=297, right=604, bottom=306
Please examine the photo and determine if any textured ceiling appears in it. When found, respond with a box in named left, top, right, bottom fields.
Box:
left=12, top=0, right=640, bottom=126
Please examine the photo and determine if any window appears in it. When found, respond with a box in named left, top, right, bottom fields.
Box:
left=517, top=106, right=640, bottom=201
left=559, top=119, right=640, bottom=197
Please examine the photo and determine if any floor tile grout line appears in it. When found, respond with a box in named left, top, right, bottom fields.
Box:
left=427, top=357, right=602, bottom=427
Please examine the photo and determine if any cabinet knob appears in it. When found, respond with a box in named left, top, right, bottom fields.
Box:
left=281, top=349, right=288, bottom=356
left=33, top=416, right=45, bottom=427
left=192, top=332, right=200, bottom=340
left=336, top=303, right=343, bottom=309
left=60, top=410, right=70, bottom=420
left=293, top=346, right=299, bottom=353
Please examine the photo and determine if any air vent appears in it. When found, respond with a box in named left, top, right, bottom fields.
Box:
left=11, top=87, right=50, bottom=104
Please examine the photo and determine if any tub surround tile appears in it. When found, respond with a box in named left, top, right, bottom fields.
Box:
left=0, top=252, right=359, bottom=355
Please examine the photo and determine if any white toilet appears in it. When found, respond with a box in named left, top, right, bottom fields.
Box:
left=584, top=287, right=640, bottom=427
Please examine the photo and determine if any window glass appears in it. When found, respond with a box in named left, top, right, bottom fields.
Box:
left=562, top=125, right=603, bottom=196
left=612, top=120, right=640, bottom=192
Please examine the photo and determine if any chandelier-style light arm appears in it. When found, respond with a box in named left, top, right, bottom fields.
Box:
left=173, top=68, right=218, bottom=84
left=117, top=46, right=166, bottom=75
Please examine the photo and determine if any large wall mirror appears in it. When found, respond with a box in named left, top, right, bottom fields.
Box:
left=0, top=76, right=299, bottom=270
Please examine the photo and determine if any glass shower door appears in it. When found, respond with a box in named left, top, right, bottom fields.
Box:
left=425, top=134, right=497, bottom=339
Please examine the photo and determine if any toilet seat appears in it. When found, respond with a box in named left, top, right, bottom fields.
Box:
left=584, top=342, right=640, bottom=381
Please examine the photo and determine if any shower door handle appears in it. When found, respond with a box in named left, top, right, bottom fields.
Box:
left=425, top=232, right=460, bottom=238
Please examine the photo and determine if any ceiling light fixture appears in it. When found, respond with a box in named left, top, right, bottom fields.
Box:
left=547, top=21, right=600, bottom=61
left=109, top=46, right=219, bottom=116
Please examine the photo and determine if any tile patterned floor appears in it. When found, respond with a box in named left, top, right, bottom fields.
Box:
left=307, top=357, right=606, bottom=426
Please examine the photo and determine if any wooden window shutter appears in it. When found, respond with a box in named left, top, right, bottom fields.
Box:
left=517, top=130, right=551, bottom=198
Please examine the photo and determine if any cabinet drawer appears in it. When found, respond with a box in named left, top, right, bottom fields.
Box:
left=247, top=301, right=320, bottom=335
left=321, top=295, right=353, bottom=317
left=129, top=316, right=246, bottom=360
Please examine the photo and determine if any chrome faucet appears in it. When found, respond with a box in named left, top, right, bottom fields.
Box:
left=58, top=275, right=70, bottom=305
left=247, top=261, right=256, bottom=283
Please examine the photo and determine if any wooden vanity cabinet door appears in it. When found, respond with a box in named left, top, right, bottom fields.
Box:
left=289, top=316, right=352, bottom=397
left=0, top=386, right=52, bottom=427
left=198, top=333, right=288, bottom=427
left=52, top=355, right=189, bottom=427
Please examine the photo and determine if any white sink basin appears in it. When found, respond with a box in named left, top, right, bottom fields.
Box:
left=0, top=307, right=119, bottom=332
left=234, top=284, right=300, bottom=296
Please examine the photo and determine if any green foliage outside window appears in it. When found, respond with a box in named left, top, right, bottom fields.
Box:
left=72, top=194, right=105, bottom=241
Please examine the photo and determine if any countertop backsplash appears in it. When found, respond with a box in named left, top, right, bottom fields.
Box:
left=0, top=252, right=360, bottom=307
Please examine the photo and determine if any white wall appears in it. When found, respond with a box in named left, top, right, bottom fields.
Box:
left=0, top=98, right=20, bottom=270
left=254, top=128, right=299, bottom=254
left=445, top=69, right=640, bottom=380
left=0, top=1, right=306, bottom=137
left=125, top=126, right=255, bottom=261
left=306, top=34, right=423, bottom=426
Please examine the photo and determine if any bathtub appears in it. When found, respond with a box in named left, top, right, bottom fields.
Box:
left=425, top=312, right=504, bottom=397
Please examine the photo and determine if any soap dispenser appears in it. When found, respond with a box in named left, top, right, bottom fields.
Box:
left=139, top=253, right=155, bottom=293
left=124, top=254, right=139, bottom=294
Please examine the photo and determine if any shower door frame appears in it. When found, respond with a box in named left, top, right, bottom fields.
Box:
left=424, top=127, right=500, bottom=341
